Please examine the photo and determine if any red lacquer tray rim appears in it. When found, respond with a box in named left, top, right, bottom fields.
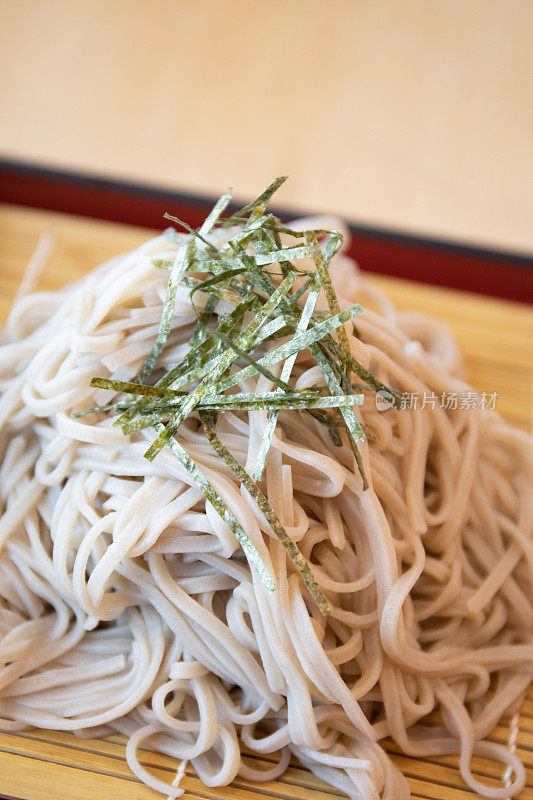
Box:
left=1, top=158, right=532, bottom=304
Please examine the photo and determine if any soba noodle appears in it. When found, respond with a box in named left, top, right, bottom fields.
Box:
left=0, top=218, right=531, bottom=800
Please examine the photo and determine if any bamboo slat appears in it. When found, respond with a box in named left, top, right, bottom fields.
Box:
left=0, top=203, right=531, bottom=800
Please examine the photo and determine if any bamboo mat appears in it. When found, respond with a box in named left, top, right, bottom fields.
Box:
left=0, top=203, right=531, bottom=800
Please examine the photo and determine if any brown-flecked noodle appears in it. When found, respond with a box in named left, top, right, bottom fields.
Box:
left=0, top=221, right=532, bottom=800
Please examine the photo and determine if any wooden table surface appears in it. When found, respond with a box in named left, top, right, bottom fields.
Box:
left=1, top=0, right=533, bottom=255
left=0, top=204, right=531, bottom=799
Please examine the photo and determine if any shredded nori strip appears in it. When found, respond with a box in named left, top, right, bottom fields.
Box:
left=86, top=179, right=401, bottom=612
left=199, top=411, right=330, bottom=615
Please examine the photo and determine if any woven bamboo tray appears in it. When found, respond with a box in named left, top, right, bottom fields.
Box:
left=0, top=204, right=531, bottom=800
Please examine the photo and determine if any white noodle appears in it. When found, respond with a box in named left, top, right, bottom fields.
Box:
left=0, top=225, right=531, bottom=800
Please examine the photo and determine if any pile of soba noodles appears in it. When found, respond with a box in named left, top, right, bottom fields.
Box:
left=0, top=189, right=532, bottom=800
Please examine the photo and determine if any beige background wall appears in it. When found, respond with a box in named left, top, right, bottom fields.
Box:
left=0, top=0, right=532, bottom=253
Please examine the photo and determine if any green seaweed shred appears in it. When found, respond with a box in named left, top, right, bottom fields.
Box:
left=157, top=423, right=276, bottom=592
left=199, top=411, right=330, bottom=615
left=86, top=178, right=401, bottom=613
left=253, top=273, right=321, bottom=480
